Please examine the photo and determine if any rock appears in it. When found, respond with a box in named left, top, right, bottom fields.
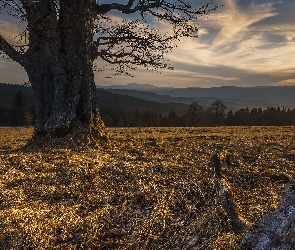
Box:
left=188, top=236, right=199, bottom=246
left=240, top=180, right=295, bottom=249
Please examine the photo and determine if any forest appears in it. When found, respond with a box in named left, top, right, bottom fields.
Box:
left=1, top=83, right=295, bottom=127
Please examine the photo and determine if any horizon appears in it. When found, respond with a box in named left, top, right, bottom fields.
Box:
left=2, top=81, right=295, bottom=89
left=95, top=82, right=295, bottom=89
left=1, top=0, right=295, bottom=88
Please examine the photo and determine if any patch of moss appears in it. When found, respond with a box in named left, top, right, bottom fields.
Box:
left=90, top=116, right=108, bottom=142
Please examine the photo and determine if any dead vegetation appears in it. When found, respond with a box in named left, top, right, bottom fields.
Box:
left=0, top=126, right=294, bottom=249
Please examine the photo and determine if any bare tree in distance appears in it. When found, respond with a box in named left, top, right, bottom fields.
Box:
left=0, top=0, right=220, bottom=143
left=207, top=99, right=227, bottom=126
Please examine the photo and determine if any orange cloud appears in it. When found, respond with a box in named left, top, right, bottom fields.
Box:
left=275, top=79, right=295, bottom=86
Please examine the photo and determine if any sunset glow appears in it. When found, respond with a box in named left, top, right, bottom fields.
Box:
left=0, top=0, right=294, bottom=87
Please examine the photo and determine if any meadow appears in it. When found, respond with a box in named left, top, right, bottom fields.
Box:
left=0, top=126, right=294, bottom=249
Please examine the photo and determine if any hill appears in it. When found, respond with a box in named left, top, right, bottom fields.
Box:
left=99, top=84, right=295, bottom=109
left=0, top=83, right=188, bottom=116
left=155, top=86, right=295, bottom=109
left=1, top=83, right=295, bottom=127
left=96, top=89, right=187, bottom=115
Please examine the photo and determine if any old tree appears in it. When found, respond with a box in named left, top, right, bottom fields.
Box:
left=0, top=0, right=216, bottom=141
left=1, top=1, right=295, bottom=248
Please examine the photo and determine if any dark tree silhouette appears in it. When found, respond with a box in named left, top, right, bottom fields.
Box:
left=11, top=90, right=32, bottom=126
left=249, top=108, right=263, bottom=126
left=207, top=100, right=227, bottom=126
left=186, top=102, right=204, bottom=126
left=0, top=0, right=219, bottom=142
left=225, top=110, right=234, bottom=126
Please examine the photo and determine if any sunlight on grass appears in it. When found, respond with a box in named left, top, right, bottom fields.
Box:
left=0, top=126, right=294, bottom=249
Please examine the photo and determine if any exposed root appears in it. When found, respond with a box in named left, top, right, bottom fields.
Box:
left=211, top=153, right=247, bottom=234
left=22, top=120, right=108, bottom=152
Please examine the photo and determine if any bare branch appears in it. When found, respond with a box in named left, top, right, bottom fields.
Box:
left=0, top=34, right=27, bottom=67
left=0, top=1, right=27, bottom=22
left=94, top=0, right=164, bottom=14
left=94, top=0, right=220, bottom=19
left=91, top=1, right=221, bottom=74
left=1, top=0, right=221, bottom=76
left=93, top=17, right=177, bottom=74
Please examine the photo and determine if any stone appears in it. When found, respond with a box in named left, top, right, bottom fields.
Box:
left=240, top=180, right=295, bottom=249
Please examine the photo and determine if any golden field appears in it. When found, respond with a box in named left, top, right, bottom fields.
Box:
left=0, top=126, right=294, bottom=249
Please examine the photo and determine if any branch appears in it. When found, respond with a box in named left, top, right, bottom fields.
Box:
left=0, top=34, right=27, bottom=67
left=93, top=19, right=176, bottom=73
left=92, top=1, right=222, bottom=74
left=94, top=0, right=163, bottom=14
left=94, top=0, right=220, bottom=20
left=0, top=0, right=27, bottom=21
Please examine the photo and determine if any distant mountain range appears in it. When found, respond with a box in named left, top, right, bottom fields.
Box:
left=98, top=83, right=169, bottom=91
left=1, top=82, right=294, bottom=113
left=0, top=83, right=187, bottom=115
left=98, top=83, right=295, bottom=110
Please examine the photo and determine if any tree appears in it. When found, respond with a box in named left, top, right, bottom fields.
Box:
left=0, top=106, right=11, bottom=126
left=207, top=100, right=227, bottom=126
left=249, top=107, right=263, bottom=126
left=225, top=110, right=234, bottom=126
left=11, top=90, right=32, bottom=126
left=0, top=0, right=219, bottom=143
left=234, top=107, right=250, bottom=126
left=186, top=102, right=204, bottom=126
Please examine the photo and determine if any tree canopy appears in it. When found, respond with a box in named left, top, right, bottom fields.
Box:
left=0, top=0, right=219, bottom=74
left=0, top=1, right=220, bottom=141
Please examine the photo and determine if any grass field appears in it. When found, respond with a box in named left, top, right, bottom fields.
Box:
left=0, top=126, right=294, bottom=249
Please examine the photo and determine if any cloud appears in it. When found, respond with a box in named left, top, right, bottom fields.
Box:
left=197, top=28, right=209, bottom=37
left=1, top=0, right=295, bottom=88
left=0, top=15, right=27, bottom=46
left=286, top=35, right=295, bottom=42
left=210, top=0, right=278, bottom=49
left=275, top=79, right=295, bottom=86
left=161, top=0, right=295, bottom=85
left=1, top=24, right=22, bottom=45
left=0, top=59, right=27, bottom=83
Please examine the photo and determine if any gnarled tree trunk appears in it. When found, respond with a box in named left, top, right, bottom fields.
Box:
left=22, top=0, right=104, bottom=139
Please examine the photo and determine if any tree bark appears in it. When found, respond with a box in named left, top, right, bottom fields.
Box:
left=21, top=0, right=105, bottom=140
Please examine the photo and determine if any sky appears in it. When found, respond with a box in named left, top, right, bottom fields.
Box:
left=0, top=0, right=295, bottom=88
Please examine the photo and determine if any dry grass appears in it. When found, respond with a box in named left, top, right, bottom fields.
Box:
left=0, top=126, right=294, bottom=249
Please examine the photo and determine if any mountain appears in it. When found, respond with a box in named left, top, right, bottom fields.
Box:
left=97, top=89, right=194, bottom=104
left=154, top=86, right=295, bottom=109
left=98, top=83, right=169, bottom=91
left=96, top=89, right=187, bottom=115
left=0, top=83, right=187, bottom=115
left=98, top=84, right=295, bottom=109
left=2, top=82, right=294, bottom=114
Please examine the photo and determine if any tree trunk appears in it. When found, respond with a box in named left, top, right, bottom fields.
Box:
left=23, top=1, right=105, bottom=141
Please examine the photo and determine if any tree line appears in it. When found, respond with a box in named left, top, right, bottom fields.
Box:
left=0, top=90, right=33, bottom=126
left=101, top=101, right=295, bottom=127
left=2, top=90, right=294, bottom=127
